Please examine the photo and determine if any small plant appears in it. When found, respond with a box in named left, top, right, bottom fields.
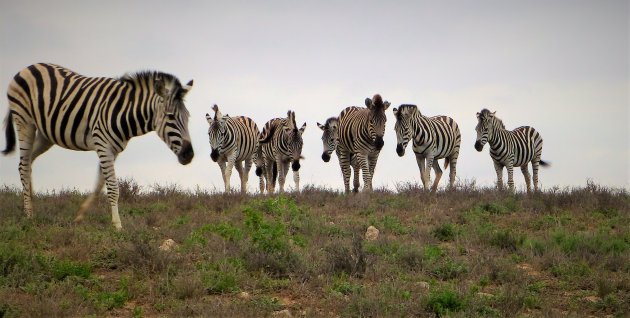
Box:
left=489, top=229, right=525, bottom=251
left=432, top=223, right=457, bottom=241
left=426, top=288, right=465, bottom=316
left=51, top=258, right=92, bottom=280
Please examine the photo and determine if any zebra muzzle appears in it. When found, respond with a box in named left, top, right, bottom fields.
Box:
left=321, top=152, right=331, bottom=162
left=396, top=144, right=405, bottom=157
left=210, top=149, right=219, bottom=162
left=474, top=141, right=483, bottom=152
left=178, top=141, right=194, bottom=165
left=291, top=160, right=301, bottom=171
left=374, top=137, right=384, bottom=151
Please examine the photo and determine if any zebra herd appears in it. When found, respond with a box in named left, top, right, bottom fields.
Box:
left=2, top=63, right=548, bottom=229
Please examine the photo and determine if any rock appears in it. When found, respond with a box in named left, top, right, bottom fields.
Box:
left=477, top=292, right=494, bottom=298
left=365, top=226, right=379, bottom=241
left=418, top=281, right=430, bottom=290
left=238, top=291, right=251, bottom=300
left=159, top=239, right=177, bottom=251
left=272, top=309, right=293, bottom=318
left=584, top=295, right=601, bottom=303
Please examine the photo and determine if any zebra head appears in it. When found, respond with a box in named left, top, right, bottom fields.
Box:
left=365, top=94, right=390, bottom=151
left=206, top=104, right=229, bottom=162
left=283, top=110, right=306, bottom=171
left=317, top=117, right=339, bottom=162
left=392, top=104, right=417, bottom=157
left=475, top=108, right=497, bottom=151
left=154, top=76, right=194, bottom=165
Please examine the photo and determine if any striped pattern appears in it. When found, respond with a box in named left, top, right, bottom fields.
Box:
left=318, top=116, right=361, bottom=192
left=2, top=63, right=193, bottom=229
left=475, top=108, right=548, bottom=193
left=259, top=110, right=306, bottom=193
left=336, top=94, right=390, bottom=192
left=393, top=104, right=461, bottom=192
left=206, top=104, right=261, bottom=193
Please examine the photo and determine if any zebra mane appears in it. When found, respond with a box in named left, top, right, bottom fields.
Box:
left=480, top=109, right=505, bottom=129
left=120, top=70, right=185, bottom=100
left=325, top=116, right=339, bottom=127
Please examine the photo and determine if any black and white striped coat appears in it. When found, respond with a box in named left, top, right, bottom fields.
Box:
left=206, top=104, right=261, bottom=193
left=336, top=94, right=390, bottom=192
left=393, top=104, right=461, bottom=192
left=475, top=108, right=549, bottom=192
left=258, top=110, right=306, bottom=193
left=2, top=63, right=194, bottom=229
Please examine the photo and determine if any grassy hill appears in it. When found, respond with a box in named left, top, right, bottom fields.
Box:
left=0, top=181, right=628, bottom=317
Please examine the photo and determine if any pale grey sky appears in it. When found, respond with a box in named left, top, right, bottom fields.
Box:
left=1, top=0, right=628, bottom=192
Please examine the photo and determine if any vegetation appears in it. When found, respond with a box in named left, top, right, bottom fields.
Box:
left=0, top=180, right=628, bottom=317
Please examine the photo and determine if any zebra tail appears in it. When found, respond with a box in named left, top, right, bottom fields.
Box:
left=444, top=158, right=450, bottom=170
left=2, top=110, right=16, bottom=155
left=272, top=162, right=278, bottom=185
left=539, top=160, right=550, bottom=167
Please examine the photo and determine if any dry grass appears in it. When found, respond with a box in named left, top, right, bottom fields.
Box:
left=0, top=181, right=628, bottom=317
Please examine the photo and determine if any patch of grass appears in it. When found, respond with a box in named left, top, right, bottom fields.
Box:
left=425, top=288, right=465, bottom=316
left=199, top=258, right=244, bottom=294
left=489, top=229, right=526, bottom=251
left=432, top=223, right=457, bottom=241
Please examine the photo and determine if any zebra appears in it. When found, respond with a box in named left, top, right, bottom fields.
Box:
left=258, top=110, right=306, bottom=193
left=206, top=104, right=261, bottom=193
left=2, top=63, right=194, bottom=229
left=317, top=116, right=361, bottom=192
left=336, top=94, right=390, bottom=193
left=393, top=104, right=461, bottom=192
left=474, top=108, right=549, bottom=193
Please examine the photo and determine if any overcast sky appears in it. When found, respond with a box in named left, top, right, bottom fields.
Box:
left=1, top=0, right=628, bottom=192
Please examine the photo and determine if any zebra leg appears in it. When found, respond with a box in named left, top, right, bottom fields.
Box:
left=448, top=153, right=459, bottom=190
left=277, top=159, right=288, bottom=193
left=357, top=154, right=372, bottom=192
left=15, top=122, right=36, bottom=218
left=293, top=168, right=300, bottom=193
left=431, top=159, right=443, bottom=193
left=352, top=159, right=360, bottom=193
left=493, top=161, right=504, bottom=191
left=217, top=158, right=227, bottom=190
left=264, top=158, right=276, bottom=193
left=414, top=153, right=427, bottom=190
left=532, top=160, right=541, bottom=192
left=521, top=165, right=532, bottom=194
left=224, top=153, right=239, bottom=193
left=96, top=148, right=123, bottom=230
left=74, top=166, right=105, bottom=223
left=240, top=158, right=252, bottom=193
left=506, top=162, right=515, bottom=193
left=338, top=151, right=352, bottom=193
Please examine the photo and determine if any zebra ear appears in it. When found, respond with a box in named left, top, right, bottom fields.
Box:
left=383, top=101, right=391, bottom=111
left=365, top=97, right=373, bottom=109
left=299, top=122, right=306, bottom=135
left=205, top=113, right=213, bottom=124
left=182, top=80, right=193, bottom=95
left=491, top=111, right=496, bottom=116
left=476, top=112, right=480, bottom=118
left=317, top=122, right=325, bottom=131
left=392, top=108, right=398, bottom=116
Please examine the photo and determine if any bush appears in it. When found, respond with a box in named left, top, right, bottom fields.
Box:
left=426, top=288, right=465, bottom=316
left=432, top=223, right=457, bottom=242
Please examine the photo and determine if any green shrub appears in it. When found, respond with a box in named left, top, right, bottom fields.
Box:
left=51, top=259, right=92, bottom=280
left=426, top=288, right=464, bottom=316
left=199, top=258, right=244, bottom=294
left=432, top=223, right=457, bottom=242
left=490, top=229, right=525, bottom=251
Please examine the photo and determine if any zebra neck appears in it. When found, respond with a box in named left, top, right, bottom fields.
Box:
left=128, top=80, right=161, bottom=137
left=412, top=114, right=430, bottom=143
left=488, top=127, right=508, bottom=146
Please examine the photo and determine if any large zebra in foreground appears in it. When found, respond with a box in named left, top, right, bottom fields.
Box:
left=206, top=104, right=261, bottom=193
left=336, top=94, right=390, bottom=193
left=475, top=108, right=549, bottom=193
left=2, top=63, right=194, bottom=229
left=393, top=104, right=461, bottom=192
left=258, top=110, right=306, bottom=193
